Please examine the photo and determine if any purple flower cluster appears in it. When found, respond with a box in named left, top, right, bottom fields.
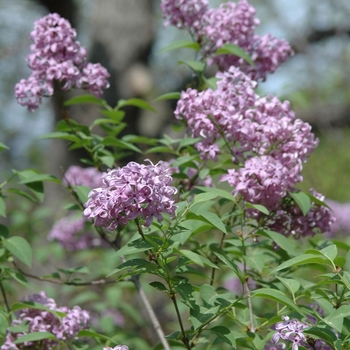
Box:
left=48, top=215, right=103, bottom=251
left=272, top=316, right=309, bottom=350
left=83, top=160, right=177, bottom=230
left=63, top=165, right=103, bottom=188
left=175, top=67, right=317, bottom=169
left=160, top=0, right=209, bottom=30
left=15, top=13, right=110, bottom=111
left=265, top=190, right=335, bottom=239
left=160, top=0, right=293, bottom=80
left=271, top=316, right=332, bottom=350
left=104, top=346, right=129, bottom=350
left=2, top=292, right=89, bottom=350
left=48, top=166, right=104, bottom=251
left=221, top=156, right=297, bottom=212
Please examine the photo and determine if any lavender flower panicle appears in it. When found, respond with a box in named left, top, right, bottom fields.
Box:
left=325, top=199, right=350, bottom=235
left=160, top=0, right=293, bottom=80
left=48, top=215, right=103, bottom=251
left=160, top=0, right=209, bottom=30
left=63, top=165, right=103, bottom=188
left=15, top=13, right=110, bottom=111
left=83, top=160, right=177, bottom=230
left=272, top=316, right=309, bottom=350
left=2, top=292, right=89, bottom=350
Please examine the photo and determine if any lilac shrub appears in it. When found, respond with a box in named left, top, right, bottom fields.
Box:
left=2, top=292, right=89, bottom=349
left=2, top=1, right=347, bottom=350
left=14, top=13, right=110, bottom=111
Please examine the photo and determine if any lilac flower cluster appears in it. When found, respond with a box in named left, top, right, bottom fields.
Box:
left=265, top=190, right=335, bottom=239
left=160, top=0, right=209, bottom=30
left=2, top=292, right=89, bottom=350
left=15, top=13, right=110, bottom=111
left=48, top=166, right=104, bottom=251
left=83, top=160, right=177, bottom=230
left=104, top=346, right=129, bottom=350
left=175, top=66, right=317, bottom=171
left=271, top=316, right=332, bottom=350
left=160, top=0, right=293, bottom=80
left=272, top=316, right=309, bottom=350
left=63, top=165, right=103, bottom=188
left=48, top=215, right=103, bottom=251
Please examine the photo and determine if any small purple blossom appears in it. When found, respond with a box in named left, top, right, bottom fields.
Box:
left=160, top=0, right=208, bottom=30
left=63, top=165, right=103, bottom=188
left=15, top=13, right=110, bottom=111
left=104, top=346, right=129, bottom=350
left=2, top=292, right=89, bottom=350
left=272, top=316, right=309, bottom=350
left=83, top=160, right=177, bottom=230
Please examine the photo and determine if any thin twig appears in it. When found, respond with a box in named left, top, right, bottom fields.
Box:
left=0, top=281, right=11, bottom=318
left=170, top=294, right=191, bottom=350
left=133, top=275, right=171, bottom=350
left=13, top=264, right=115, bottom=286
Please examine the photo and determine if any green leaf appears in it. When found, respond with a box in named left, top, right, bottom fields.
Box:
left=214, top=43, right=255, bottom=67
left=203, top=77, right=219, bottom=90
left=0, top=141, right=9, bottom=151
left=14, top=331, right=56, bottom=344
left=0, top=196, right=6, bottom=217
left=271, top=254, right=329, bottom=273
left=4, top=236, right=32, bottom=267
left=252, top=288, right=303, bottom=314
left=102, top=136, right=142, bottom=153
left=186, top=212, right=227, bottom=234
left=38, top=131, right=80, bottom=142
left=73, top=185, right=91, bottom=203
left=209, top=326, right=236, bottom=347
left=276, top=276, right=301, bottom=295
left=64, top=94, right=105, bottom=106
left=99, top=109, right=125, bottom=121
left=289, top=191, right=311, bottom=216
left=19, top=174, right=60, bottom=184
left=195, top=186, right=237, bottom=203
left=323, top=305, right=350, bottom=333
left=320, top=244, right=338, bottom=262
left=157, top=40, right=200, bottom=55
left=77, top=329, right=117, bottom=344
left=192, top=192, right=218, bottom=204
left=178, top=250, right=218, bottom=268
left=100, top=155, right=115, bottom=168
left=257, top=230, right=298, bottom=256
left=117, top=98, right=156, bottom=112
left=178, top=60, right=206, bottom=74
left=149, top=281, right=168, bottom=292
left=6, top=188, right=38, bottom=203
left=153, top=92, right=181, bottom=102
left=246, top=203, right=269, bottom=215
left=0, top=224, right=9, bottom=238
left=113, top=238, right=155, bottom=260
